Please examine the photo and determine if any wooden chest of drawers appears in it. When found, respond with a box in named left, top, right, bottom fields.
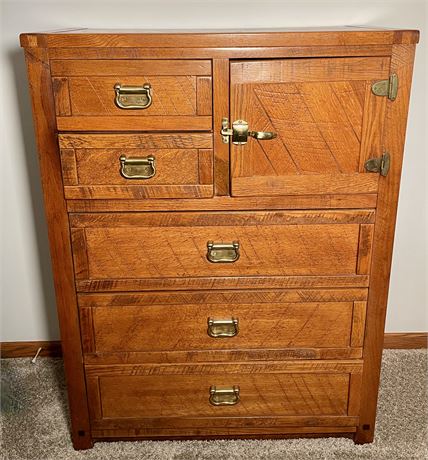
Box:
left=20, top=27, right=418, bottom=449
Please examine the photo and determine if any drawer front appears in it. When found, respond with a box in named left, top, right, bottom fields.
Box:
left=58, top=134, right=213, bottom=199
left=79, top=290, right=367, bottom=359
left=51, top=59, right=212, bottom=131
left=86, top=361, right=362, bottom=423
left=70, top=211, right=374, bottom=291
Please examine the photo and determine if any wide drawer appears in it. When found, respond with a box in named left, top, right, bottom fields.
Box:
left=70, top=210, right=375, bottom=292
left=58, top=134, right=213, bottom=199
left=80, top=289, right=367, bottom=363
left=86, top=361, right=362, bottom=427
left=51, top=59, right=212, bottom=131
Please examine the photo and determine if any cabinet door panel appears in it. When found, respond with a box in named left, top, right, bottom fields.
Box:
left=230, top=57, right=389, bottom=197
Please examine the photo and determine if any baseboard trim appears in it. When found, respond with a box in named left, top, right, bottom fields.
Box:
left=1, top=333, right=427, bottom=358
left=383, top=332, right=428, bottom=349
left=1, top=340, right=62, bottom=358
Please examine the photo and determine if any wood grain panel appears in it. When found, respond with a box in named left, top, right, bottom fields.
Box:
left=89, top=414, right=359, bottom=431
left=59, top=143, right=214, bottom=199
left=76, top=275, right=370, bottom=293
left=58, top=133, right=213, bottom=149
left=70, top=215, right=362, bottom=280
left=65, top=185, right=213, bottom=199
left=93, top=373, right=350, bottom=419
left=81, top=302, right=354, bottom=353
left=23, top=47, right=92, bottom=449
left=196, top=76, right=212, bottom=115
left=56, top=115, right=211, bottom=131
left=69, top=210, right=375, bottom=227
left=52, top=77, right=71, bottom=116
left=355, top=44, right=417, bottom=444
left=21, top=28, right=419, bottom=48
left=67, top=194, right=379, bottom=213
left=232, top=174, right=379, bottom=197
left=47, top=45, right=394, bottom=60
left=213, top=59, right=230, bottom=195
left=78, top=289, right=369, bottom=307
left=50, top=59, right=211, bottom=76
left=357, top=224, right=375, bottom=275
left=351, top=301, right=367, bottom=348
left=230, top=57, right=388, bottom=197
left=231, top=57, right=390, bottom=84
left=59, top=148, right=78, bottom=185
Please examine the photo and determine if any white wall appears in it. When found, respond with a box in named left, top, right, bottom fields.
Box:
left=1, top=0, right=427, bottom=341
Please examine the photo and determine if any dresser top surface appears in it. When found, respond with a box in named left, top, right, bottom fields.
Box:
left=20, top=26, right=419, bottom=48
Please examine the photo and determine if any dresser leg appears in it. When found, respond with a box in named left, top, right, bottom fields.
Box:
left=71, top=431, right=94, bottom=450
left=354, top=422, right=375, bottom=444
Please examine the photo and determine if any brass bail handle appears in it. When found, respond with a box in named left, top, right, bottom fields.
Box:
left=119, top=155, right=156, bottom=179
left=221, top=118, right=277, bottom=144
left=207, top=241, right=240, bottom=263
left=209, top=386, right=240, bottom=406
left=114, top=83, right=152, bottom=109
left=207, top=318, right=239, bottom=338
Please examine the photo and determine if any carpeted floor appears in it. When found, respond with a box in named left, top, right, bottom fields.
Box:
left=1, top=350, right=427, bottom=460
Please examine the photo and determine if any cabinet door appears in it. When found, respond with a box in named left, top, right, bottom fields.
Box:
left=230, top=57, right=390, bottom=197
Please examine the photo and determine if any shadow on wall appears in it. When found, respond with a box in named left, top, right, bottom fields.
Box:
left=9, top=47, right=60, bottom=340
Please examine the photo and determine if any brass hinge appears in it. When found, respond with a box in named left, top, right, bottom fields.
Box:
left=364, top=152, right=391, bottom=177
left=371, top=74, right=398, bottom=101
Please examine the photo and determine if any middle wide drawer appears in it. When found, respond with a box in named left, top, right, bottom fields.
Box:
left=70, top=210, right=375, bottom=292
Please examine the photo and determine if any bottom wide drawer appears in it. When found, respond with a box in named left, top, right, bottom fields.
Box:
left=86, top=361, right=363, bottom=426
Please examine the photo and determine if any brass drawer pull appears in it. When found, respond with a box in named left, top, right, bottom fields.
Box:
left=114, top=83, right=152, bottom=109
left=209, top=386, right=240, bottom=406
left=207, top=318, right=239, bottom=338
left=119, top=155, right=156, bottom=179
left=207, top=241, right=240, bottom=263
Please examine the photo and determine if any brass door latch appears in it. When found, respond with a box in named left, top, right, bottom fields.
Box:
left=221, top=118, right=277, bottom=145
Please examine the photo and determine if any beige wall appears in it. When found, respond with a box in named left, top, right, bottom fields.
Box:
left=1, top=0, right=427, bottom=341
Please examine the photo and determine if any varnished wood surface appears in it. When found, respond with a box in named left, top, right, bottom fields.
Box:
left=20, top=28, right=420, bottom=48
left=47, top=45, right=394, bottom=60
left=89, top=373, right=351, bottom=419
left=67, top=194, right=378, bottom=212
left=20, top=28, right=418, bottom=448
left=69, top=212, right=373, bottom=282
left=355, top=44, right=417, bottom=444
left=59, top=133, right=214, bottom=199
left=85, top=360, right=362, bottom=425
left=76, top=275, right=370, bottom=293
left=23, top=48, right=92, bottom=449
left=230, top=57, right=387, bottom=197
left=52, top=59, right=212, bottom=131
left=80, top=300, right=364, bottom=354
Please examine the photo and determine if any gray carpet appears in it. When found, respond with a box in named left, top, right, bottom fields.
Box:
left=1, top=350, right=427, bottom=460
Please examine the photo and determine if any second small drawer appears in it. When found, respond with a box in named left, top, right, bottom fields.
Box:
left=58, top=133, right=213, bottom=199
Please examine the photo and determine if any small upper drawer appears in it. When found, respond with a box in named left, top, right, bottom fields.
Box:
left=51, top=60, right=212, bottom=131
left=58, top=133, right=213, bottom=199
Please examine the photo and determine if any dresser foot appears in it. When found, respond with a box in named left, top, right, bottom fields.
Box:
left=71, top=431, right=94, bottom=450
left=354, top=424, right=375, bottom=444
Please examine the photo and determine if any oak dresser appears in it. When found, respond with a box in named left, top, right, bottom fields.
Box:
left=20, top=27, right=419, bottom=449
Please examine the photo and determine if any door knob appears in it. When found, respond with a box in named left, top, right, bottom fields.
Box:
left=221, top=118, right=277, bottom=145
